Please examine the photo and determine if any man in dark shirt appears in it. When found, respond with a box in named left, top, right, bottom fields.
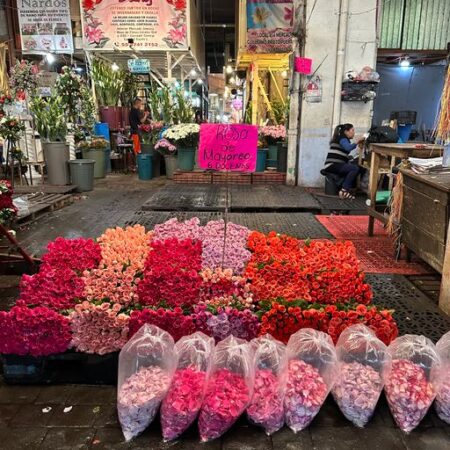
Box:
left=129, top=97, right=149, bottom=153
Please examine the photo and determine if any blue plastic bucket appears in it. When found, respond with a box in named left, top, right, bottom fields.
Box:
left=397, top=124, right=412, bottom=143
left=94, top=123, right=111, bottom=172
left=137, top=153, right=153, bottom=180
left=256, top=149, right=268, bottom=172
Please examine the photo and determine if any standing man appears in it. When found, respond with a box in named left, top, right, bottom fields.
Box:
left=129, top=97, right=149, bottom=154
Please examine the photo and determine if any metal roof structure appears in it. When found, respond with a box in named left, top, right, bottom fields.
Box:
left=379, top=0, right=450, bottom=50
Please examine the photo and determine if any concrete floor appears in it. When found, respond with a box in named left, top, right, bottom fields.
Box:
left=1, top=173, right=449, bottom=449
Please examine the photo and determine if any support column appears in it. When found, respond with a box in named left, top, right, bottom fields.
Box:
left=251, top=60, right=258, bottom=125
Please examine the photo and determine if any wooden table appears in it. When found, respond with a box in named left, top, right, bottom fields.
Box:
left=367, top=143, right=443, bottom=236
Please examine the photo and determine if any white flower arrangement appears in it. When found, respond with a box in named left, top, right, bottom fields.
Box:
left=162, top=123, right=200, bottom=148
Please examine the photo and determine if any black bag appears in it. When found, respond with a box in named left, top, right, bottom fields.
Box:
left=366, top=126, right=398, bottom=144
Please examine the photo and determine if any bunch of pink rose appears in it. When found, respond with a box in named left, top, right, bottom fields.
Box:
left=138, top=238, right=202, bottom=309
left=70, top=301, right=130, bottom=354
left=152, top=217, right=202, bottom=242
left=0, top=301, right=71, bottom=356
left=259, top=125, right=286, bottom=144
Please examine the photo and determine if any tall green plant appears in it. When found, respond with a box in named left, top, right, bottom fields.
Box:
left=30, top=94, right=67, bottom=142
left=160, top=86, right=173, bottom=125
left=120, top=72, right=138, bottom=107
left=172, top=89, right=194, bottom=124
left=90, top=58, right=124, bottom=107
left=147, top=85, right=161, bottom=120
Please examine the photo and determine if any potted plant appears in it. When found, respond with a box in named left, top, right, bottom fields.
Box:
left=162, top=123, right=200, bottom=171
left=154, top=138, right=177, bottom=179
left=90, top=58, right=124, bottom=130
left=30, top=95, right=69, bottom=185
left=0, top=116, right=26, bottom=180
left=259, top=125, right=287, bottom=162
left=77, top=137, right=108, bottom=179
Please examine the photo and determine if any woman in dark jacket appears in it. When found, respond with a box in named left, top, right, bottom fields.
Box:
left=323, top=123, right=365, bottom=199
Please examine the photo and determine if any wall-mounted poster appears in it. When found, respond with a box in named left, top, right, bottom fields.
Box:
left=246, top=0, right=293, bottom=54
left=17, top=0, right=74, bottom=54
left=81, top=0, right=188, bottom=51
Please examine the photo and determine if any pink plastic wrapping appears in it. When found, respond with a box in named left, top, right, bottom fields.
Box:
left=333, top=324, right=390, bottom=427
left=385, top=334, right=441, bottom=432
left=117, top=325, right=177, bottom=441
left=247, top=334, right=286, bottom=435
left=198, top=335, right=254, bottom=441
left=160, top=332, right=215, bottom=441
left=436, top=330, right=450, bottom=424
left=284, top=328, right=337, bottom=432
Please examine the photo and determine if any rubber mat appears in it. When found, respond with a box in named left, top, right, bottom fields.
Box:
left=316, top=215, right=387, bottom=239
left=126, top=211, right=332, bottom=239
left=367, top=274, right=450, bottom=342
left=142, top=185, right=228, bottom=211
left=312, top=193, right=368, bottom=213
left=230, top=185, right=321, bottom=212
left=353, top=237, right=434, bottom=275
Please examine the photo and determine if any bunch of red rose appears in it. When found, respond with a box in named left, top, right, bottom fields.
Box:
left=128, top=307, right=195, bottom=342
left=259, top=301, right=398, bottom=345
left=137, top=238, right=203, bottom=309
left=245, top=232, right=372, bottom=304
left=18, top=237, right=101, bottom=311
left=0, top=301, right=71, bottom=356
left=41, top=237, right=101, bottom=273
left=0, top=180, right=17, bottom=224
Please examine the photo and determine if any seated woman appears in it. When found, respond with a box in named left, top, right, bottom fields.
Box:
left=322, top=123, right=365, bottom=199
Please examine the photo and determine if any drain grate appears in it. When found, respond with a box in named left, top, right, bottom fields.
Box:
left=367, top=274, right=450, bottom=342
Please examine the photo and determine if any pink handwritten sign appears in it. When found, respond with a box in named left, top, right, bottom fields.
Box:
left=295, top=57, right=313, bottom=75
left=198, top=124, right=258, bottom=172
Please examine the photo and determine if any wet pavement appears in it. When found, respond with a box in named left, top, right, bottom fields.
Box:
left=1, top=174, right=450, bottom=449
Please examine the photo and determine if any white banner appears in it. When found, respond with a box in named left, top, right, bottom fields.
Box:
left=17, top=0, right=74, bottom=54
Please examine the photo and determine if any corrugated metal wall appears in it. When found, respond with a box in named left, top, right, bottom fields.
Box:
left=379, top=0, right=450, bottom=50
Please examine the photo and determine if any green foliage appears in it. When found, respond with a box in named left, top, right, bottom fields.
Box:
left=30, top=94, right=67, bottom=142
left=271, top=100, right=289, bottom=125
left=120, top=71, right=139, bottom=107
left=90, top=58, right=124, bottom=107
left=172, top=89, right=194, bottom=124
left=54, top=66, right=84, bottom=123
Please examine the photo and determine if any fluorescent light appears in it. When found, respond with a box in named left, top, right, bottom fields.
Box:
left=111, top=62, right=119, bottom=71
left=46, top=53, right=55, bottom=64
left=399, top=58, right=410, bottom=67
left=226, top=65, right=233, bottom=74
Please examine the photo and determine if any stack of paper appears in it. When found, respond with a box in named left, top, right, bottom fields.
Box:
left=408, top=157, right=443, bottom=173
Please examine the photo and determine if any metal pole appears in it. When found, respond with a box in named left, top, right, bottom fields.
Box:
left=286, top=0, right=306, bottom=185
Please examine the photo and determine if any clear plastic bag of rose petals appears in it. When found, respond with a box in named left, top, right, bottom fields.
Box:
left=436, top=331, right=450, bottom=424
left=333, top=324, right=390, bottom=427
left=386, top=334, right=441, bottom=432
left=117, top=324, right=178, bottom=441
left=247, top=334, right=286, bottom=435
left=161, top=332, right=215, bottom=441
left=198, top=335, right=254, bottom=442
left=284, top=328, right=337, bottom=432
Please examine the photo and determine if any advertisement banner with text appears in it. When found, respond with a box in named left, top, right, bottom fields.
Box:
left=81, top=0, right=188, bottom=51
left=246, top=0, right=293, bottom=54
left=18, top=0, right=74, bottom=54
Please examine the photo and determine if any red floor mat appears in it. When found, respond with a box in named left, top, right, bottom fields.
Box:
left=315, top=215, right=434, bottom=275
left=351, top=237, right=434, bottom=275
left=316, top=215, right=387, bottom=239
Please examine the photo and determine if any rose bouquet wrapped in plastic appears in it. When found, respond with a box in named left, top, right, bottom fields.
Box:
left=117, top=325, right=178, bottom=441
left=385, top=335, right=441, bottom=432
left=332, top=324, right=390, bottom=427
left=436, top=330, right=450, bottom=424
left=198, top=335, right=254, bottom=441
left=161, top=332, right=214, bottom=441
left=284, top=328, right=337, bottom=432
left=247, top=334, right=286, bottom=435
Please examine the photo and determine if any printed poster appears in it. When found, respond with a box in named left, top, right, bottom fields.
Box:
left=247, top=0, right=293, bottom=53
left=17, top=0, right=74, bottom=54
left=81, top=0, right=188, bottom=50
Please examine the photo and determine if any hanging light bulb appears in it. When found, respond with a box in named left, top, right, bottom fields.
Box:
left=46, top=53, right=55, bottom=64
left=229, top=76, right=236, bottom=85
left=399, top=57, right=410, bottom=67
left=226, top=65, right=233, bottom=74
left=281, top=70, right=288, bottom=78
left=190, top=68, right=197, bottom=77
left=111, top=62, right=119, bottom=71
left=197, top=78, right=203, bottom=84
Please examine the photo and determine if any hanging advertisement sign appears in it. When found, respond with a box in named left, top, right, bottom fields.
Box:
left=81, top=0, right=188, bottom=51
left=246, top=0, right=293, bottom=54
left=17, top=0, right=74, bottom=54
left=127, top=59, right=151, bottom=73
left=198, top=124, right=258, bottom=172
